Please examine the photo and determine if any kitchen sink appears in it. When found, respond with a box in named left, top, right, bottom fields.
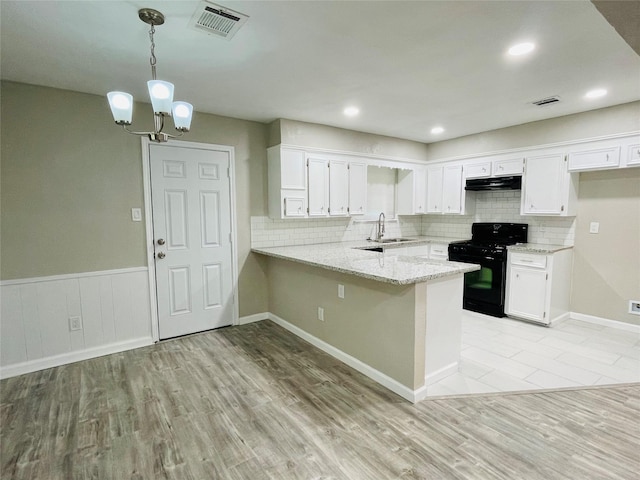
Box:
left=370, top=238, right=413, bottom=244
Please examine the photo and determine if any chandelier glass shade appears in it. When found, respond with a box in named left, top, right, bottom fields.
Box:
left=107, top=8, right=193, bottom=142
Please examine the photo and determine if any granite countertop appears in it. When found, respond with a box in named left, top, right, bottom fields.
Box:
left=252, top=237, right=479, bottom=285
left=507, top=243, right=574, bottom=254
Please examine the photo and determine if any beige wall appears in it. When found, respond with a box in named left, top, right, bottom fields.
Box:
left=426, top=102, right=640, bottom=161
left=572, top=168, right=640, bottom=324
left=272, top=118, right=430, bottom=161
left=267, top=257, right=420, bottom=388
left=0, top=81, right=269, bottom=316
left=425, top=101, right=640, bottom=325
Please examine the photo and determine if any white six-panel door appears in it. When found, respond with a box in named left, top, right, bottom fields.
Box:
left=149, top=143, right=234, bottom=339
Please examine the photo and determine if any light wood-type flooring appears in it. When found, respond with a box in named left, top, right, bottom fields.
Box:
left=1, top=320, right=639, bottom=480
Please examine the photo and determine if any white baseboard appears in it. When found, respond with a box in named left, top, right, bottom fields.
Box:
left=425, top=361, right=458, bottom=386
left=570, top=312, right=640, bottom=333
left=237, top=312, right=269, bottom=325
left=0, top=337, right=154, bottom=379
left=550, top=311, right=571, bottom=327
left=267, top=313, right=421, bottom=403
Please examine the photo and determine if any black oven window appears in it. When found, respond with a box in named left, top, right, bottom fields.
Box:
left=466, top=266, right=494, bottom=290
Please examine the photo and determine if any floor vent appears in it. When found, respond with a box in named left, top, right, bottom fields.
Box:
left=190, top=1, right=249, bottom=40
left=532, top=96, right=561, bottom=106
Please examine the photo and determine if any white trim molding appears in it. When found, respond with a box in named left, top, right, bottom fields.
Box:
left=1, top=268, right=153, bottom=379
left=0, top=337, right=153, bottom=379
left=570, top=312, right=640, bottom=333
left=238, top=312, right=270, bottom=325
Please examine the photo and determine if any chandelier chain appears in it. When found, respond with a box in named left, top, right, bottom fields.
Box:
left=149, top=24, right=157, bottom=81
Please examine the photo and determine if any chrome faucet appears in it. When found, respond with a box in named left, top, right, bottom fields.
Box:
left=376, top=212, right=385, bottom=240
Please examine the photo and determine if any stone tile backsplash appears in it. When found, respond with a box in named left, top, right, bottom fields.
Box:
left=251, top=191, right=575, bottom=248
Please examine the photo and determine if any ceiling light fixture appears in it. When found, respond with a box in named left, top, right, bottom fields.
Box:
left=107, top=8, right=193, bottom=143
left=343, top=106, right=360, bottom=117
left=508, top=42, right=535, bottom=56
left=585, top=88, right=607, bottom=99
left=431, top=126, right=445, bottom=135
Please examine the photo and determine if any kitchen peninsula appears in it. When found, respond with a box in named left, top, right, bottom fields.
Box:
left=253, top=238, right=480, bottom=402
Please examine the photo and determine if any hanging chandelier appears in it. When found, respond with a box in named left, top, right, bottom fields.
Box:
left=107, top=8, right=193, bottom=143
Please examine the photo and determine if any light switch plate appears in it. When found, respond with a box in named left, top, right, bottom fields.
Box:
left=131, top=208, right=142, bottom=222
left=589, top=222, right=599, bottom=234
left=338, top=284, right=344, bottom=299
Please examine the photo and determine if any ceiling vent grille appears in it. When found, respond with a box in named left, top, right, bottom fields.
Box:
left=190, top=1, right=249, bottom=40
left=532, top=96, right=561, bottom=107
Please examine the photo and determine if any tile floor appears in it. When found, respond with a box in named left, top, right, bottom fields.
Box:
left=427, top=312, right=640, bottom=396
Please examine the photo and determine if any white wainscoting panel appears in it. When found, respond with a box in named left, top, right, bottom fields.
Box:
left=0, top=268, right=153, bottom=378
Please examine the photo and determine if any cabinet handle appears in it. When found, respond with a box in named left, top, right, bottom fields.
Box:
left=516, top=274, right=519, bottom=279
left=482, top=167, right=486, bottom=172
left=499, top=165, right=504, bottom=170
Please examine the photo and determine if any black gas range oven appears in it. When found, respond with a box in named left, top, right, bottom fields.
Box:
left=448, top=223, right=528, bottom=317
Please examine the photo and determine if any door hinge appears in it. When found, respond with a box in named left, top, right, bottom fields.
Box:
left=564, top=155, right=567, bottom=162
left=229, top=233, right=232, bottom=243
left=561, top=205, right=565, bottom=212
left=546, top=273, right=549, bottom=280
left=306, top=159, right=309, bottom=167
left=347, top=206, right=350, bottom=213
left=306, top=207, right=309, bottom=214
left=328, top=207, right=331, bottom=214
left=227, top=167, right=230, bottom=178
left=543, top=311, right=546, bottom=319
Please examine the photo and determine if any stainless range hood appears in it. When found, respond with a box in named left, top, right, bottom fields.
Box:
left=465, top=176, right=522, bottom=191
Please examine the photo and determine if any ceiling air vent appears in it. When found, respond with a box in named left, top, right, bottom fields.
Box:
left=532, top=96, right=561, bottom=107
left=189, top=1, right=249, bottom=40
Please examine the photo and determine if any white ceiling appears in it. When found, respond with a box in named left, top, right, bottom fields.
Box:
left=1, top=1, right=639, bottom=143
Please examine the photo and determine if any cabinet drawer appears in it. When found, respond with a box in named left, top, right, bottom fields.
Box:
left=510, top=252, right=546, bottom=268
left=283, top=196, right=306, bottom=217
left=568, top=146, right=620, bottom=171
left=464, top=162, right=491, bottom=179
left=627, top=144, right=640, bottom=166
left=429, top=243, right=448, bottom=259
left=405, top=244, right=430, bottom=257
left=493, top=158, right=524, bottom=176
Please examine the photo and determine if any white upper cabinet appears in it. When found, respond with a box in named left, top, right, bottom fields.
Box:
left=268, top=146, right=308, bottom=219
left=493, top=157, right=524, bottom=176
left=568, top=146, right=620, bottom=171
left=397, top=168, right=426, bottom=215
left=628, top=144, right=640, bottom=166
left=426, top=166, right=443, bottom=214
left=348, top=162, right=367, bottom=216
left=329, top=159, right=349, bottom=217
left=521, top=153, right=577, bottom=216
left=442, top=165, right=464, bottom=214
left=308, top=156, right=329, bottom=217
left=426, top=164, right=472, bottom=215
left=464, top=161, right=491, bottom=179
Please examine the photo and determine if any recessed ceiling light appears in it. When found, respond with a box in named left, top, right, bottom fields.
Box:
left=343, top=106, right=359, bottom=117
left=585, top=88, right=607, bottom=99
left=431, top=126, right=444, bottom=135
left=508, top=42, right=535, bottom=56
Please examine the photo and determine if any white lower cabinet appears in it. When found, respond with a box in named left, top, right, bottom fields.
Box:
left=505, top=249, right=573, bottom=325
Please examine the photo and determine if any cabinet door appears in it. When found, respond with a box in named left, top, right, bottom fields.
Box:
left=283, top=196, right=306, bottom=217
left=308, top=157, right=329, bottom=217
left=493, top=157, right=524, bottom=176
left=442, top=165, right=463, bottom=214
left=522, top=154, right=566, bottom=215
left=414, top=169, right=426, bottom=214
left=426, top=166, right=443, bottom=213
left=507, top=266, right=547, bottom=322
left=281, top=148, right=307, bottom=190
left=329, top=160, right=349, bottom=216
left=568, top=146, right=620, bottom=171
left=348, top=162, right=367, bottom=215
left=628, top=144, right=640, bottom=166
left=464, top=162, right=491, bottom=179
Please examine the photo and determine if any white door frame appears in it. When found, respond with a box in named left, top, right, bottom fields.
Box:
left=141, top=137, right=240, bottom=342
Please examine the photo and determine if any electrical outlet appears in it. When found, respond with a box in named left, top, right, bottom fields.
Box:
left=629, top=301, right=640, bottom=316
left=131, top=208, right=142, bottom=222
left=589, top=222, right=599, bottom=234
left=338, top=284, right=345, bottom=299
left=317, top=307, right=324, bottom=321
left=69, top=316, right=83, bottom=331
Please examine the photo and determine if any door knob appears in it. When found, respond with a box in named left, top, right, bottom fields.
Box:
left=157, top=252, right=166, bottom=259
left=157, top=238, right=165, bottom=245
